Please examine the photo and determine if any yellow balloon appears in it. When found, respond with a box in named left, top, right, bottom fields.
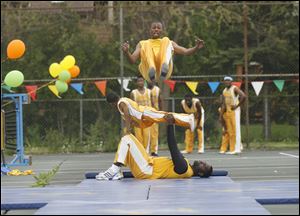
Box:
left=49, top=63, right=63, bottom=78
left=60, top=55, right=76, bottom=70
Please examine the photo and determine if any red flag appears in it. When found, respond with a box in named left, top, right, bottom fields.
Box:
left=232, top=82, right=242, bottom=88
left=164, top=80, right=176, bottom=92
left=25, top=85, right=38, bottom=101
left=95, top=81, right=107, bottom=96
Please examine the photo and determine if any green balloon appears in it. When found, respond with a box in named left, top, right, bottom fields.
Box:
left=58, top=70, right=71, bottom=82
left=55, top=80, right=68, bottom=93
left=4, top=70, right=24, bottom=87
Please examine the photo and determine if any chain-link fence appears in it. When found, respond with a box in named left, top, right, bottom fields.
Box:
left=1, top=1, right=299, bottom=153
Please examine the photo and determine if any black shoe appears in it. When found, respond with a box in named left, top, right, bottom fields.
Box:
left=160, top=63, right=169, bottom=80
left=148, top=67, right=156, bottom=81
left=151, top=152, right=159, bottom=157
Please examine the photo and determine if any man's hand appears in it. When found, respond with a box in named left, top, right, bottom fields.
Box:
left=195, top=37, right=205, bottom=49
left=164, top=114, right=175, bottom=125
left=197, top=125, right=203, bottom=131
left=121, top=41, right=130, bottom=53
left=231, top=105, right=238, bottom=111
left=222, top=130, right=227, bottom=136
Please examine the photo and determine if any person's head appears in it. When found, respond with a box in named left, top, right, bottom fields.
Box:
left=136, top=75, right=145, bottom=89
left=192, top=160, right=213, bottom=178
left=184, top=94, right=193, bottom=107
left=150, top=21, right=163, bottom=39
left=224, top=76, right=233, bottom=88
left=106, top=92, right=120, bottom=108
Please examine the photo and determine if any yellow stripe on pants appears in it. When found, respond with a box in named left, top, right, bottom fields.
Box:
left=220, top=130, right=230, bottom=152
left=223, top=111, right=236, bottom=152
left=134, top=127, right=151, bottom=153
left=150, top=123, right=159, bottom=154
left=184, top=128, right=203, bottom=153
left=113, top=134, right=153, bottom=179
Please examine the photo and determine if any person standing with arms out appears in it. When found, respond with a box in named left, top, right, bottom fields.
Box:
left=181, top=94, right=205, bottom=154
left=147, top=80, right=163, bottom=156
left=121, top=21, right=205, bottom=83
left=130, top=75, right=152, bottom=154
left=220, top=76, right=246, bottom=154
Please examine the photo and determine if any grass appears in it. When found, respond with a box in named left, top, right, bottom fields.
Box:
left=18, top=123, right=299, bottom=154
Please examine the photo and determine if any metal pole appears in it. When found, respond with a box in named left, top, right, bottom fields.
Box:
left=119, top=4, right=124, bottom=130
left=243, top=1, right=250, bottom=148
left=80, top=99, right=83, bottom=146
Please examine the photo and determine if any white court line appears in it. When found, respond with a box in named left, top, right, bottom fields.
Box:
left=280, top=152, right=299, bottom=159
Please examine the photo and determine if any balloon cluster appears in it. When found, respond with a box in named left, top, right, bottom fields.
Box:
left=49, top=55, right=80, bottom=93
left=3, top=39, right=26, bottom=88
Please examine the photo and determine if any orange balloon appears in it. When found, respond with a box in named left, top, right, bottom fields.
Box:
left=68, top=65, right=80, bottom=78
left=7, top=39, right=26, bottom=59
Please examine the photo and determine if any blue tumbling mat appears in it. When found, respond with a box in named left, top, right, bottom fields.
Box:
left=85, top=170, right=228, bottom=179
left=1, top=177, right=298, bottom=214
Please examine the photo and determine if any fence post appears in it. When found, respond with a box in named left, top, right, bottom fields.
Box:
left=80, top=99, right=83, bottom=145
left=263, top=86, right=271, bottom=141
left=119, top=4, right=124, bottom=131
left=243, top=1, right=250, bottom=148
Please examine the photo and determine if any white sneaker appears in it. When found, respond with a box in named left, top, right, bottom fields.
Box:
left=181, top=150, right=191, bottom=154
left=198, top=150, right=204, bottom=154
left=219, top=151, right=225, bottom=154
left=189, top=114, right=195, bottom=131
left=96, top=169, right=123, bottom=181
left=225, top=151, right=237, bottom=155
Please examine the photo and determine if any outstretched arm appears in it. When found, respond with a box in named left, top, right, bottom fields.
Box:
left=121, top=41, right=141, bottom=64
left=165, top=114, right=188, bottom=174
left=172, top=37, right=204, bottom=56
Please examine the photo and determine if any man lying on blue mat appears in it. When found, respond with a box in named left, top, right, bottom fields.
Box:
left=96, top=114, right=213, bottom=180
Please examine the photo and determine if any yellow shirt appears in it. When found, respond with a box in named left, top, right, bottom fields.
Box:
left=132, top=88, right=152, bottom=107
left=222, top=85, right=239, bottom=112
left=139, top=37, right=172, bottom=57
left=150, top=86, right=160, bottom=110
left=131, top=157, right=194, bottom=179
left=181, top=98, right=200, bottom=114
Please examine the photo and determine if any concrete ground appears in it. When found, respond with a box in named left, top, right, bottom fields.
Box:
left=1, top=149, right=299, bottom=215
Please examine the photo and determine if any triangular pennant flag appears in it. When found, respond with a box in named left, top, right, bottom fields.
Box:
left=70, top=83, right=84, bottom=95
left=208, top=82, right=220, bottom=94
left=118, top=78, right=131, bottom=92
left=273, top=80, right=285, bottom=92
left=48, top=85, right=61, bottom=98
left=185, top=81, right=199, bottom=95
left=232, top=82, right=242, bottom=88
left=164, top=80, right=176, bottom=92
left=25, top=85, right=38, bottom=101
left=94, top=81, right=107, bottom=96
left=251, top=81, right=264, bottom=96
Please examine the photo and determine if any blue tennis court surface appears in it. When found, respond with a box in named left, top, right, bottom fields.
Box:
left=1, top=176, right=298, bottom=215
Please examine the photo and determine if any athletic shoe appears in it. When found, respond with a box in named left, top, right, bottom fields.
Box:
left=96, top=169, right=123, bottom=181
left=160, top=63, right=169, bottom=80
left=151, top=152, right=159, bottom=157
left=180, top=150, right=191, bottom=154
left=225, top=151, right=237, bottom=155
left=148, top=67, right=156, bottom=81
left=198, top=150, right=204, bottom=154
left=219, top=151, right=225, bottom=154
